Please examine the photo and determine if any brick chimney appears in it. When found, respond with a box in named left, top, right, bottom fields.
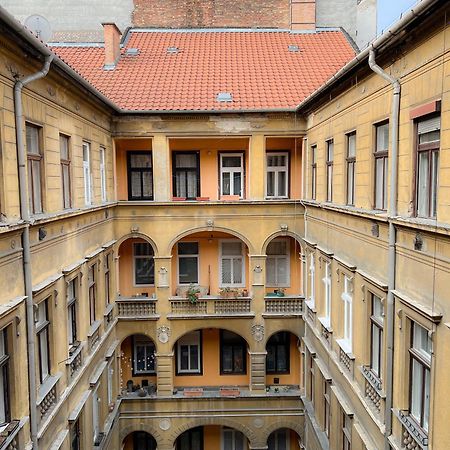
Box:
left=290, top=0, right=316, bottom=30
left=102, top=23, right=122, bottom=69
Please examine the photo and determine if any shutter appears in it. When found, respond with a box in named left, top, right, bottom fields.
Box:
left=418, top=116, right=440, bottom=134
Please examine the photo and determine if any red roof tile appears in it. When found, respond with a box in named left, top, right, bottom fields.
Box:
left=51, top=30, right=355, bottom=112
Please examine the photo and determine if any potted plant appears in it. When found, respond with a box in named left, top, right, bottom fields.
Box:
left=219, top=287, right=237, bottom=298
left=186, top=284, right=200, bottom=304
left=275, top=288, right=285, bottom=297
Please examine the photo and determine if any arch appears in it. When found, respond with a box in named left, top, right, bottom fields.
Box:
left=263, top=423, right=305, bottom=445
left=167, top=226, right=255, bottom=255
left=264, top=325, right=305, bottom=345
left=117, top=328, right=159, bottom=351
left=261, top=230, right=305, bottom=255
left=116, top=232, right=159, bottom=256
left=119, top=424, right=162, bottom=446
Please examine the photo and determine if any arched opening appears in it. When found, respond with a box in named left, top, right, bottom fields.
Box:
left=265, top=331, right=301, bottom=390
left=172, top=328, right=250, bottom=392
left=176, top=425, right=250, bottom=450
left=122, top=431, right=157, bottom=450
left=267, top=428, right=302, bottom=450
left=120, top=334, right=157, bottom=397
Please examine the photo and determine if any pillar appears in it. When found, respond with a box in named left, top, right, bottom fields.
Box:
left=249, top=134, right=265, bottom=200
left=156, top=352, right=174, bottom=396
left=249, top=351, right=267, bottom=393
left=152, top=133, right=170, bottom=201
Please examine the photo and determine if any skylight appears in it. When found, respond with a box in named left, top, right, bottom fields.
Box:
left=216, top=92, right=233, bottom=102
left=288, top=44, right=300, bottom=52
left=167, top=46, right=180, bottom=54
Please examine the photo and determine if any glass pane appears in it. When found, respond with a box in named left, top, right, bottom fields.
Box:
left=178, top=242, right=198, bottom=255
left=267, top=240, right=287, bottom=255
left=233, top=258, right=243, bottom=284
left=136, top=345, right=145, bottom=371
left=277, top=171, right=287, bottom=197
left=130, top=153, right=151, bottom=168
left=383, top=157, right=388, bottom=209
left=233, top=347, right=244, bottom=372
left=375, top=158, right=384, bottom=209
left=222, top=258, right=232, bottom=284
left=32, top=160, right=42, bottom=213
left=327, top=142, right=333, bottom=161
left=222, top=156, right=241, bottom=167
left=63, top=165, right=70, bottom=208
left=410, top=359, right=423, bottom=422
left=131, top=172, right=142, bottom=198
left=39, top=329, right=49, bottom=380
left=179, top=257, right=198, bottom=284
left=222, top=346, right=233, bottom=372
left=267, top=155, right=286, bottom=167
left=417, top=152, right=429, bottom=217
left=233, top=172, right=241, bottom=196
left=60, top=135, right=69, bottom=159
left=222, top=172, right=231, bottom=195
left=223, top=430, right=233, bottom=449
left=277, top=344, right=287, bottom=371
left=134, top=243, right=152, bottom=256
left=371, top=326, right=380, bottom=374
left=175, top=171, right=186, bottom=197
left=267, top=172, right=275, bottom=196
left=430, top=151, right=439, bottom=217
left=376, top=123, right=389, bottom=152
left=186, top=171, right=197, bottom=198
left=222, top=242, right=242, bottom=256
left=266, top=258, right=276, bottom=285
left=26, top=125, right=40, bottom=154
left=424, top=368, right=430, bottom=431
left=277, top=257, right=288, bottom=285
left=347, top=133, right=356, bottom=157
left=180, top=345, right=189, bottom=370
left=190, top=345, right=199, bottom=370
left=266, top=346, right=275, bottom=371
left=142, top=171, right=153, bottom=197
left=419, top=130, right=440, bottom=144
left=176, top=154, right=197, bottom=168
left=135, top=258, right=154, bottom=284
left=82, top=143, right=89, bottom=162
left=347, top=162, right=354, bottom=204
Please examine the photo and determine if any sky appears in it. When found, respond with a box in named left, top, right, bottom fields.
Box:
left=377, top=0, right=418, bottom=34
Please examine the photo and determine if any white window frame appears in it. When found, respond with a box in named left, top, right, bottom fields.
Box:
left=133, top=242, right=155, bottom=287
left=92, top=385, right=99, bottom=443
left=268, top=428, right=290, bottom=450
left=220, top=153, right=244, bottom=198
left=221, top=427, right=245, bottom=450
left=83, top=141, right=92, bottom=206
left=341, top=275, right=353, bottom=352
left=133, top=336, right=156, bottom=375
left=177, top=331, right=201, bottom=374
left=219, top=240, right=245, bottom=288
left=370, top=293, right=384, bottom=378
left=308, top=253, right=315, bottom=307
left=322, top=260, right=331, bottom=325
left=177, top=242, right=199, bottom=286
left=266, top=151, right=289, bottom=199
left=107, top=359, right=113, bottom=405
left=100, top=146, right=106, bottom=202
left=266, top=238, right=290, bottom=288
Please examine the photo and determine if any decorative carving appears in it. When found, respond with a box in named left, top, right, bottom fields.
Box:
left=251, top=325, right=264, bottom=342
left=10, top=240, right=15, bottom=249
left=158, top=267, right=169, bottom=287
left=206, top=219, right=214, bottom=228
left=253, top=417, right=264, bottom=428
left=280, top=224, right=288, bottom=232
left=159, top=418, right=171, bottom=430
left=47, top=85, right=56, bottom=96
left=157, top=326, right=171, bottom=343
left=253, top=265, right=262, bottom=273
left=130, top=225, right=139, bottom=233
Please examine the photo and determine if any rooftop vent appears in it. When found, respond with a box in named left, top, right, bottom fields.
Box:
left=288, top=44, right=300, bottom=52
left=167, top=46, right=180, bottom=54
left=216, top=92, right=233, bottom=102
left=125, top=48, right=140, bottom=56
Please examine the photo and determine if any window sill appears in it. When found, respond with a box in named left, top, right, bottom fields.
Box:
left=87, top=320, right=101, bottom=338
left=336, top=339, right=354, bottom=358
left=395, top=409, right=429, bottom=448
left=67, top=342, right=83, bottom=364
left=37, top=373, right=62, bottom=405
left=318, top=316, right=332, bottom=330
left=360, top=365, right=384, bottom=394
left=304, top=299, right=316, bottom=312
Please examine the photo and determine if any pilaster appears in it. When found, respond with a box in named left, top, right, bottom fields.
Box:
left=152, top=133, right=170, bottom=201
left=155, top=352, right=174, bottom=396
left=249, top=134, right=265, bottom=199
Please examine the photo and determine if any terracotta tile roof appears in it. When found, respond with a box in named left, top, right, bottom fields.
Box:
left=51, top=30, right=355, bottom=112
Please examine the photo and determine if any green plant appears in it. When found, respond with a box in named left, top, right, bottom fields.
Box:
left=186, top=284, right=200, bottom=304
left=219, top=287, right=238, bottom=298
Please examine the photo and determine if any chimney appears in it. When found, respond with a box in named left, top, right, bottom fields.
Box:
left=290, top=0, right=316, bottom=31
left=102, top=23, right=122, bottom=69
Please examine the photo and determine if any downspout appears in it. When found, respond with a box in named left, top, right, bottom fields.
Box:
left=14, top=54, right=54, bottom=450
left=368, top=48, right=401, bottom=450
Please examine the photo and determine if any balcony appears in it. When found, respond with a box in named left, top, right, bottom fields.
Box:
left=361, top=365, right=384, bottom=413
left=0, top=420, right=22, bottom=450
left=397, top=410, right=428, bottom=449
left=116, top=296, right=158, bottom=319
left=263, top=295, right=303, bottom=316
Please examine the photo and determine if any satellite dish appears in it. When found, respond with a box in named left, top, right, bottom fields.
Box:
left=24, top=15, right=52, bottom=43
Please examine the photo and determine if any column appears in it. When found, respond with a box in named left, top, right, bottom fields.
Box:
left=249, top=351, right=267, bottom=393
left=152, top=133, right=170, bottom=201
left=156, top=352, right=174, bottom=396
left=249, top=134, right=265, bottom=200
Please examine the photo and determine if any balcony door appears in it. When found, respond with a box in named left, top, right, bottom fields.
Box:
left=173, top=152, right=200, bottom=199
left=220, top=153, right=244, bottom=198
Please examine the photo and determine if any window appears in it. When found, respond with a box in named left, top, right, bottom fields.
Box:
left=127, top=152, right=153, bottom=200
left=322, top=261, right=331, bottom=323
left=370, top=294, right=383, bottom=378
left=374, top=122, right=389, bottom=210
left=266, top=239, right=289, bottom=287
left=416, top=116, right=440, bottom=218
left=326, top=140, right=334, bottom=202
left=177, top=331, right=201, bottom=374
left=177, top=427, right=203, bottom=450
left=100, top=146, right=107, bottom=202
left=266, top=152, right=289, bottom=198
left=36, top=299, right=51, bottom=383
left=67, top=278, right=78, bottom=348
left=173, top=152, right=199, bottom=199
left=0, top=329, right=10, bottom=425
left=105, top=253, right=112, bottom=305
left=341, top=411, right=352, bottom=450
left=83, top=142, right=92, bottom=205
left=346, top=132, right=356, bottom=206
left=409, top=322, right=431, bottom=432
left=268, top=429, right=289, bottom=450
left=70, top=418, right=81, bottom=450
left=220, top=330, right=246, bottom=375
left=324, top=381, right=331, bottom=438
left=26, top=124, right=43, bottom=214
left=220, top=153, right=244, bottom=197
left=341, top=275, right=353, bottom=352
left=133, top=336, right=156, bottom=375
left=107, top=360, right=113, bottom=405
left=220, top=241, right=244, bottom=287
left=309, top=355, right=315, bottom=405
left=133, top=432, right=157, bottom=450
left=92, top=386, right=99, bottom=443
left=60, top=134, right=71, bottom=209
left=266, top=332, right=290, bottom=374
left=178, top=242, right=199, bottom=285
left=133, top=242, right=155, bottom=285
left=308, top=253, right=315, bottom=306
left=88, top=265, right=96, bottom=325
left=222, top=428, right=244, bottom=450
left=311, top=145, right=317, bottom=200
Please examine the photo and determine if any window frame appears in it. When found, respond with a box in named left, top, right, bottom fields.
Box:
left=220, top=330, right=247, bottom=375
left=268, top=428, right=290, bottom=450
left=67, top=277, right=78, bottom=349
left=346, top=132, right=356, bottom=206
left=0, top=328, right=10, bottom=425
left=326, top=139, right=334, bottom=202
left=177, top=242, right=199, bottom=285
left=92, top=385, right=100, bottom=443
left=219, top=152, right=245, bottom=198
left=172, top=151, right=200, bottom=199
left=176, top=331, right=202, bottom=375
left=60, top=134, right=72, bottom=209
left=176, top=426, right=204, bottom=450
left=88, top=264, right=97, bottom=325
left=36, top=298, right=51, bottom=384
left=308, top=252, right=315, bottom=307
left=26, top=123, right=44, bottom=214
left=369, top=293, right=384, bottom=379
left=100, top=146, right=107, bottom=202
left=373, top=121, right=389, bottom=210
left=266, top=331, right=290, bottom=374
left=266, top=238, right=290, bottom=288
left=341, top=275, right=353, bottom=352
left=265, top=151, right=289, bottom=199
left=322, top=259, right=332, bottom=324
left=133, top=242, right=155, bottom=286
left=324, top=380, right=331, bottom=438
left=341, top=410, right=352, bottom=450
left=82, top=141, right=92, bottom=206
left=104, top=252, right=112, bottom=306
left=127, top=151, right=153, bottom=201
left=221, top=427, right=245, bottom=450
left=70, top=416, right=81, bottom=450
left=311, top=144, right=317, bottom=200
left=219, top=240, right=245, bottom=288
left=132, top=335, right=156, bottom=376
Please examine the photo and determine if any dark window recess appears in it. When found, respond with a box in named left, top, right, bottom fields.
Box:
left=266, top=332, right=290, bottom=374
left=173, top=152, right=200, bottom=199
left=178, top=242, right=199, bottom=284
left=220, top=330, right=247, bottom=374
left=176, top=427, right=203, bottom=450
left=127, top=152, right=153, bottom=200
left=134, top=243, right=155, bottom=285
left=133, top=432, right=157, bottom=450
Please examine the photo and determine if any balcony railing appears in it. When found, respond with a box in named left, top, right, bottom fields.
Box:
left=37, top=374, right=60, bottom=424
left=264, top=295, right=303, bottom=315
left=66, top=342, right=83, bottom=381
left=87, top=321, right=101, bottom=353
left=397, top=410, right=428, bottom=449
left=116, top=296, right=158, bottom=318
left=0, top=420, right=21, bottom=450
left=168, top=296, right=252, bottom=317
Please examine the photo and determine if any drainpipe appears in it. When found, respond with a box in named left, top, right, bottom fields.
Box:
left=14, top=54, right=54, bottom=450
left=368, top=48, right=401, bottom=450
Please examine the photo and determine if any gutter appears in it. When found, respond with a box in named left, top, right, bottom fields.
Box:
left=368, top=49, right=400, bottom=450
left=14, top=53, right=54, bottom=450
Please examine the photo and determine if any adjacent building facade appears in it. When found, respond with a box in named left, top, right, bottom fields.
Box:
left=0, top=0, right=448, bottom=450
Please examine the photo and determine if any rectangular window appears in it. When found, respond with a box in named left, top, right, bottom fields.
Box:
left=107, top=360, right=113, bottom=405
left=36, top=299, right=51, bottom=383
left=60, top=134, right=71, bottom=209
left=127, top=152, right=153, bottom=200
left=177, top=331, right=201, bottom=374
left=134, top=242, right=155, bottom=285
left=324, top=381, right=331, bottom=438
left=409, top=322, right=431, bottom=432
left=311, top=145, right=317, bottom=200
left=100, top=146, right=107, bottom=202
left=0, top=329, right=10, bottom=425
left=374, top=122, right=389, bottom=210
left=133, top=335, right=156, bottom=375
left=326, top=140, right=334, bottom=202
left=105, top=253, right=112, bottom=305
left=88, top=265, right=96, bottom=325
left=266, top=332, right=290, bottom=374
left=268, top=429, right=289, bottom=450
left=220, top=241, right=244, bottom=287
left=92, top=386, right=99, bottom=443
left=370, top=294, right=383, bottom=378
left=70, top=417, right=81, bottom=450
left=308, top=253, right=315, bottom=306
left=220, top=331, right=246, bottom=374
left=346, top=132, right=356, bottom=206
left=26, top=124, right=43, bottom=214
left=266, top=239, right=289, bottom=287
left=67, top=278, right=78, bottom=348
left=222, top=427, right=244, bottom=450
left=342, top=275, right=353, bottom=351
left=342, top=411, right=352, bottom=450
left=309, top=356, right=315, bottom=405
left=266, top=152, right=289, bottom=198
left=220, top=153, right=244, bottom=197
left=178, top=242, right=199, bottom=285
left=322, top=261, right=331, bottom=323
left=173, top=152, right=199, bottom=199
left=83, top=141, right=92, bottom=206
left=416, top=116, right=440, bottom=218
left=177, top=427, right=203, bottom=450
